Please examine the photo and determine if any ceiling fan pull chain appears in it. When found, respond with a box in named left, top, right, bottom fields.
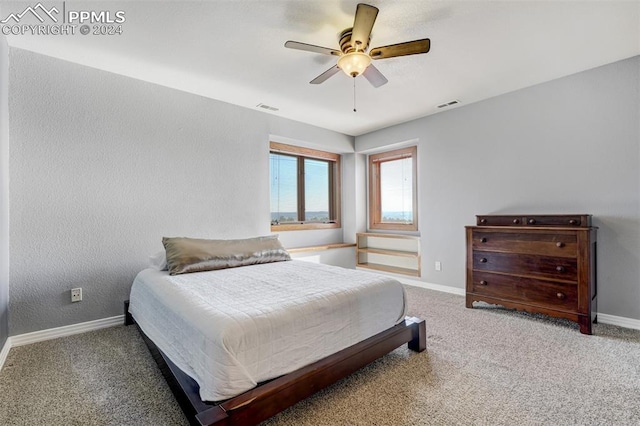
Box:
left=353, top=76, right=357, bottom=112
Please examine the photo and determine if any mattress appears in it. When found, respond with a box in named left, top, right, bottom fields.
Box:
left=128, top=260, right=407, bottom=401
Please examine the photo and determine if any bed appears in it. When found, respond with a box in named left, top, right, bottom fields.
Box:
left=126, top=236, right=426, bottom=425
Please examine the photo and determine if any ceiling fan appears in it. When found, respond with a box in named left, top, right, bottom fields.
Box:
left=285, top=3, right=431, bottom=88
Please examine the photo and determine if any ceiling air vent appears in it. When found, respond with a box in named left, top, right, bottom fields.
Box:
left=436, top=99, right=460, bottom=109
left=256, top=103, right=279, bottom=112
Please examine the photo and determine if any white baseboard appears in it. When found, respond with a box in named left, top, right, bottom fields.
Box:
left=0, top=336, right=11, bottom=370
left=397, top=277, right=466, bottom=296
left=10, top=315, right=125, bottom=348
left=0, top=316, right=123, bottom=372
left=355, top=267, right=466, bottom=296
left=597, top=313, right=640, bottom=331
left=1, top=314, right=124, bottom=372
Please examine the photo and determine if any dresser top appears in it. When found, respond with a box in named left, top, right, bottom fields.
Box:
left=473, top=214, right=592, bottom=228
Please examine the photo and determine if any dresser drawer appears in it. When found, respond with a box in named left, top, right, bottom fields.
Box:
left=476, top=215, right=525, bottom=226
left=472, top=232, right=577, bottom=258
left=523, top=215, right=590, bottom=227
left=470, top=271, right=578, bottom=310
left=472, top=251, right=577, bottom=281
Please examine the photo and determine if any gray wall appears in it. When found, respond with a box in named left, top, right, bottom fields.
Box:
left=356, top=56, right=640, bottom=321
left=8, top=49, right=354, bottom=335
left=341, top=152, right=367, bottom=244
left=0, top=35, right=9, bottom=347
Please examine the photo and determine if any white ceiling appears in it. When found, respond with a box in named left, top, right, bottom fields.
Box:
left=4, top=0, right=640, bottom=136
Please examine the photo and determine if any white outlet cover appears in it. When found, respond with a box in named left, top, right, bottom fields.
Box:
left=71, top=288, right=82, bottom=302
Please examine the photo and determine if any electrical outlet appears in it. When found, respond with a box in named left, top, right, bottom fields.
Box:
left=435, top=261, right=442, bottom=271
left=71, top=288, right=82, bottom=302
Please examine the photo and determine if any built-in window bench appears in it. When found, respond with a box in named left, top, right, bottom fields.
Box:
left=287, top=243, right=356, bottom=269
left=356, top=233, right=421, bottom=277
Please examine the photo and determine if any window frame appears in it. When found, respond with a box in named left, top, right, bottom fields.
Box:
left=270, top=141, right=341, bottom=231
left=368, top=146, right=418, bottom=232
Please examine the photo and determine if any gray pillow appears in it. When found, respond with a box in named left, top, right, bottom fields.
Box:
left=162, top=235, right=291, bottom=275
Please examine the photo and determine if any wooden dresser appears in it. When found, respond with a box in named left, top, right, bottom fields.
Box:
left=465, top=214, right=597, bottom=334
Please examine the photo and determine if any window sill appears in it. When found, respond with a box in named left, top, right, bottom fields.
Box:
left=271, top=222, right=341, bottom=232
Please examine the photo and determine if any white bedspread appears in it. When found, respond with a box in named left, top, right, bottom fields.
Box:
left=128, top=260, right=407, bottom=401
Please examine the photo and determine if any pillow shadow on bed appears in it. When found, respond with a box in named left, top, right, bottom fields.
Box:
left=162, top=235, right=291, bottom=275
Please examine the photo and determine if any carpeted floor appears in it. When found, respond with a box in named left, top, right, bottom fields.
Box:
left=1, top=285, right=639, bottom=425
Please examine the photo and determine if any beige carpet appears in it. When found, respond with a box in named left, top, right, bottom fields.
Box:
left=1, top=285, right=639, bottom=425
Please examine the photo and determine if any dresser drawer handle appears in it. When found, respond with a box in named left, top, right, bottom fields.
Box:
left=479, top=258, right=488, bottom=263
left=556, top=266, right=565, bottom=272
left=479, top=280, right=488, bottom=285
left=480, top=237, right=487, bottom=243
left=512, top=219, right=520, bottom=224
left=557, top=292, right=566, bottom=300
left=568, top=219, right=578, bottom=225
left=528, top=219, right=536, bottom=225
left=479, top=218, right=487, bottom=224
left=556, top=242, right=564, bottom=248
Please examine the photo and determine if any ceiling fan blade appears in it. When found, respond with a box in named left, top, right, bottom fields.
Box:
left=310, top=65, right=341, bottom=84
left=362, top=64, right=388, bottom=88
left=284, top=41, right=341, bottom=56
left=351, top=3, right=378, bottom=51
left=370, top=38, right=431, bottom=60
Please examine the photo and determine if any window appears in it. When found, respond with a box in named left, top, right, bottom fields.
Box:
left=270, top=142, right=340, bottom=231
left=369, top=146, right=417, bottom=231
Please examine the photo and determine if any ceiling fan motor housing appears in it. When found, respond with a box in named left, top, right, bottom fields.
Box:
left=339, top=28, right=370, bottom=54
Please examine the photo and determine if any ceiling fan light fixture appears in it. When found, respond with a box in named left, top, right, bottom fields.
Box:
left=337, top=51, right=371, bottom=77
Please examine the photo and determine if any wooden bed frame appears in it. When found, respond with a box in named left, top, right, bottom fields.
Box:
left=124, top=301, right=426, bottom=426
